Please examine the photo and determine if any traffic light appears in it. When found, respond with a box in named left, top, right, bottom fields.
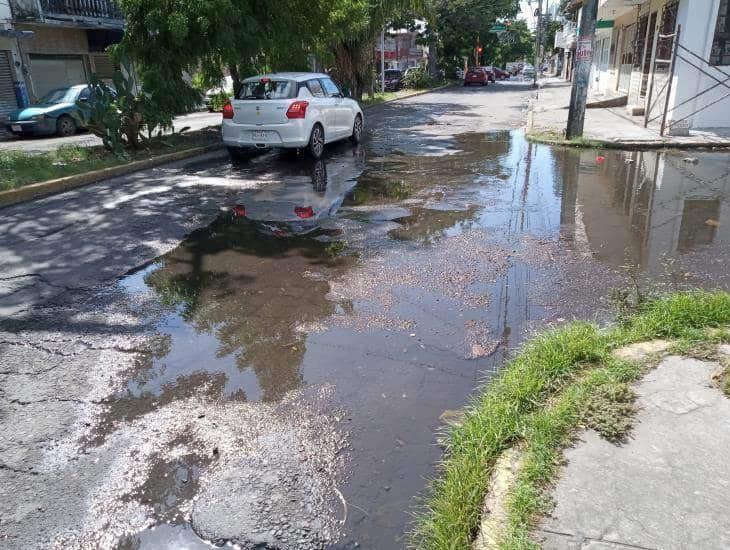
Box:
left=477, top=46, right=483, bottom=53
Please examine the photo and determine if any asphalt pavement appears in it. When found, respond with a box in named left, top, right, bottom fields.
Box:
left=1, top=81, right=728, bottom=549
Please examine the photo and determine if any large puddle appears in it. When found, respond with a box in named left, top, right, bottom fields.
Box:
left=113, top=132, right=730, bottom=548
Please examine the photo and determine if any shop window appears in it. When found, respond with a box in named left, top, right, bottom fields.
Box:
left=711, top=0, right=730, bottom=65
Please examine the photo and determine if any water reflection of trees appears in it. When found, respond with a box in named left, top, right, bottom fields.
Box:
left=144, top=217, right=344, bottom=402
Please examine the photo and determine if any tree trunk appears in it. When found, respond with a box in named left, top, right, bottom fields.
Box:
left=428, top=39, right=439, bottom=77
left=229, top=64, right=243, bottom=97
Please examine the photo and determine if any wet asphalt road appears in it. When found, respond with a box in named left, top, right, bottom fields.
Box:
left=1, top=82, right=730, bottom=549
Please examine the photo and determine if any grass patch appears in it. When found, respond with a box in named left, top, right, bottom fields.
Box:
left=411, top=291, right=730, bottom=550
left=0, top=145, right=120, bottom=191
left=525, top=129, right=604, bottom=148
left=361, top=80, right=453, bottom=107
left=0, top=127, right=221, bottom=191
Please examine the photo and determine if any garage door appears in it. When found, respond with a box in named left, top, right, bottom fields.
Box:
left=0, top=51, right=18, bottom=121
left=29, top=55, right=87, bottom=100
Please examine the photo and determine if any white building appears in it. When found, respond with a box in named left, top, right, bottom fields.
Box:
left=566, top=0, right=730, bottom=132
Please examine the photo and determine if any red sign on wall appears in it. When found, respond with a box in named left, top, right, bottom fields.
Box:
left=576, top=36, right=593, bottom=61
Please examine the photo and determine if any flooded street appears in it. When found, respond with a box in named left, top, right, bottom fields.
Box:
left=1, top=85, right=729, bottom=549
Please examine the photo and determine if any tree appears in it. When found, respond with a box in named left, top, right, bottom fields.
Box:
left=115, top=0, right=424, bottom=108
left=116, top=0, right=326, bottom=113
left=314, top=0, right=425, bottom=100
left=490, top=19, right=535, bottom=68
left=426, top=0, right=520, bottom=75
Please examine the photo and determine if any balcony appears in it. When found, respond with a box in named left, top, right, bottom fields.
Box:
left=10, top=0, right=124, bottom=28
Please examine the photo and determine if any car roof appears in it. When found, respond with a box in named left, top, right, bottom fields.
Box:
left=243, top=72, right=332, bottom=83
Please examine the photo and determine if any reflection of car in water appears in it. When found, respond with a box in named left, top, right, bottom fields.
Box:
left=232, top=151, right=363, bottom=237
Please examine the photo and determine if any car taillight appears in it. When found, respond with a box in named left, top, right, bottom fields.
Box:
left=286, top=101, right=309, bottom=119
left=294, top=206, right=314, bottom=219
left=232, top=204, right=246, bottom=217
left=222, top=102, right=234, bottom=119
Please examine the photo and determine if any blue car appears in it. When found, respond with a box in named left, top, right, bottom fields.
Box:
left=5, top=84, right=90, bottom=137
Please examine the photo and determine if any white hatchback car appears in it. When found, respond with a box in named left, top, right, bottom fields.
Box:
left=222, top=72, right=364, bottom=160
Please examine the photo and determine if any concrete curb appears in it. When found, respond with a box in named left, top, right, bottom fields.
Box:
left=0, top=143, right=224, bottom=209
left=525, top=130, right=730, bottom=150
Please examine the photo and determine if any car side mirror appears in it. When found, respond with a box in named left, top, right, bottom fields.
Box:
left=78, top=97, right=89, bottom=102
left=341, top=87, right=351, bottom=98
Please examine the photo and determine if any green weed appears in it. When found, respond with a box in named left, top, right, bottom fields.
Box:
left=411, top=291, right=730, bottom=550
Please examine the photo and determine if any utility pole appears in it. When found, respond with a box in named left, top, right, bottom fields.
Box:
left=533, top=0, right=543, bottom=88
left=566, top=0, right=599, bottom=139
left=380, top=28, right=386, bottom=93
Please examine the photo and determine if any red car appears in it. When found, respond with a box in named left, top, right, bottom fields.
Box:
left=463, top=67, right=489, bottom=86
left=493, top=67, right=510, bottom=80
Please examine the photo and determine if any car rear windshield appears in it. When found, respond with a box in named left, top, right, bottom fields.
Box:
left=237, top=79, right=295, bottom=100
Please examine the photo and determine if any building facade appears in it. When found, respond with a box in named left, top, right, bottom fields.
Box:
left=576, top=0, right=730, bottom=131
left=0, top=0, right=123, bottom=122
left=376, top=27, right=428, bottom=72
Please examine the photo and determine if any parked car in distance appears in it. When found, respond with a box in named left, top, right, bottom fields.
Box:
left=521, top=64, right=536, bottom=79
left=382, top=69, right=403, bottom=91
left=5, top=84, right=91, bottom=137
left=493, top=67, right=510, bottom=80
left=481, top=66, right=497, bottom=83
left=203, top=76, right=234, bottom=112
left=222, top=72, right=364, bottom=160
left=463, top=67, right=489, bottom=86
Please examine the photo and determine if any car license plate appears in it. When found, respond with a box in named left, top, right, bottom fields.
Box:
left=11, top=125, right=21, bottom=132
left=252, top=130, right=268, bottom=140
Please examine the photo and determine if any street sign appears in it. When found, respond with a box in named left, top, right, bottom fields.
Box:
left=489, top=24, right=506, bottom=33
left=575, top=36, right=593, bottom=62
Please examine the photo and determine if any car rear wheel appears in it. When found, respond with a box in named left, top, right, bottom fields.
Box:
left=56, top=115, right=76, bottom=137
left=350, top=115, right=363, bottom=144
left=307, top=124, right=324, bottom=160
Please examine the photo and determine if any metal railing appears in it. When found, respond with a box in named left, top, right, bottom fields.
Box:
left=644, top=24, right=730, bottom=136
left=40, top=0, right=123, bottom=21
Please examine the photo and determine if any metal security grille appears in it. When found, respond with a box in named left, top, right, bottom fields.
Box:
left=0, top=51, right=18, bottom=121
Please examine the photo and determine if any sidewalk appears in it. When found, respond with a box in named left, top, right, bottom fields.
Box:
left=537, top=343, right=730, bottom=550
left=529, top=78, right=730, bottom=148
